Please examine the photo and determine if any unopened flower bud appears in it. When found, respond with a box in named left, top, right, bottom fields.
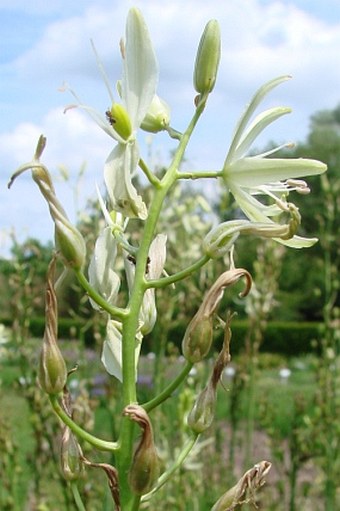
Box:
left=194, top=20, right=221, bottom=95
left=61, top=427, right=84, bottom=481
left=123, top=404, right=160, bottom=495
left=182, top=314, right=213, bottom=363
left=38, top=260, right=67, bottom=394
left=140, top=95, right=171, bottom=133
left=106, top=103, right=132, bottom=140
left=187, top=382, right=216, bottom=434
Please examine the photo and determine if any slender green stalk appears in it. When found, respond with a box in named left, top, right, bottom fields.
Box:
left=117, top=95, right=210, bottom=510
left=145, top=254, right=211, bottom=289
left=49, top=395, right=118, bottom=452
left=70, top=482, right=86, bottom=511
left=75, top=270, right=128, bottom=320
left=139, top=157, right=161, bottom=187
left=143, top=361, right=193, bottom=412
left=177, top=170, right=222, bottom=180
left=141, top=434, right=199, bottom=502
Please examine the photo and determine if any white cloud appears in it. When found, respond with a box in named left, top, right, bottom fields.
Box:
left=1, top=0, right=339, bottom=256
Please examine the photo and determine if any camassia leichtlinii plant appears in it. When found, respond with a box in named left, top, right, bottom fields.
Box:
left=8, top=7, right=327, bottom=511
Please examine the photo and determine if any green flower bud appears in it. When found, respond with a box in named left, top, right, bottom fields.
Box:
left=61, top=428, right=84, bottom=481
left=106, top=103, right=132, bottom=140
left=194, top=20, right=221, bottom=95
left=182, top=314, right=213, bottom=363
left=140, top=95, right=171, bottom=133
left=187, top=382, right=216, bottom=434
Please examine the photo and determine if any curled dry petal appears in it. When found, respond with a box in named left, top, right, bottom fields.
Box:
left=211, top=460, right=272, bottom=511
left=182, top=269, right=251, bottom=363
left=201, top=269, right=252, bottom=316
left=82, top=456, right=120, bottom=511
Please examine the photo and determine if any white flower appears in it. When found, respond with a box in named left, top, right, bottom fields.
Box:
left=88, top=226, right=121, bottom=310
left=125, top=234, right=167, bottom=335
left=101, top=319, right=143, bottom=383
left=221, top=76, right=327, bottom=248
left=101, top=234, right=167, bottom=382
left=67, top=8, right=158, bottom=220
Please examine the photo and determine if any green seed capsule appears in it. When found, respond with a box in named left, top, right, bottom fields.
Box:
left=182, top=314, right=213, bottom=363
left=129, top=441, right=160, bottom=495
left=38, top=329, right=67, bottom=395
left=106, top=103, right=132, bottom=140
left=194, top=20, right=221, bottom=95
left=55, top=220, right=86, bottom=270
left=61, top=428, right=84, bottom=481
left=187, top=382, right=216, bottom=434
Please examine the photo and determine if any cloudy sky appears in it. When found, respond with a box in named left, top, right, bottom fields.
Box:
left=1, top=0, right=339, bottom=257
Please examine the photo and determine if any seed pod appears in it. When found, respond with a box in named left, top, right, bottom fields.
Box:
left=54, top=219, right=86, bottom=270
left=182, top=314, right=213, bottom=363
left=61, top=427, right=84, bottom=481
left=187, top=382, right=216, bottom=434
left=194, top=20, right=221, bottom=95
left=106, top=103, right=132, bottom=140
left=123, top=404, right=160, bottom=495
left=38, top=260, right=67, bottom=394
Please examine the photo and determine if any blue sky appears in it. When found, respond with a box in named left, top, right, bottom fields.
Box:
left=1, top=0, right=340, bottom=257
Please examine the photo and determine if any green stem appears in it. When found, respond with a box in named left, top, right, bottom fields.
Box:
left=145, top=254, right=211, bottom=289
left=143, top=361, right=193, bottom=412
left=75, top=270, right=127, bottom=320
left=70, top=482, right=86, bottom=511
left=49, top=395, right=118, bottom=452
left=177, top=170, right=222, bottom=180
left=117, top=96, right=210, bottom=510
left=141, top=434, right=199, bottom=502
left=139, top=157, right=161, bottom=187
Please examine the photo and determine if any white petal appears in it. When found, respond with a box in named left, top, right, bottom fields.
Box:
left=228, top=182, right=282, bottom=219
left=101, top=321, right=123, bottom=381
left=232, top=107, right=291, bottom=162
left=122, top=7, right=158, bottom=129
left=101, top=320, right=142, bottom=382
left=226, top=157, right=327, bottom=188
left=148, top=234, right=167, bottom=279
left=88, top=227, right=120, bottom=309
left=273, top=235, right=318, bottom=248
left=228, top=184, right=317, bottom=248
left=70, top=103, right=125, bottom=143
left=104, top=143, right=148, bottom=219
left=225, top=75, right=291, bottom=164
left=140, top=288, right=157, bottom=335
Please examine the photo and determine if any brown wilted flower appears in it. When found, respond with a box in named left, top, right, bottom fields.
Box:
left=211, top=460, right=272, bottom=510
left=182, top=269, right=251, bottom=363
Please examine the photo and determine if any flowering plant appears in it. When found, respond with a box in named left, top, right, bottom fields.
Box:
left=9, top=7, right=326, bottom=511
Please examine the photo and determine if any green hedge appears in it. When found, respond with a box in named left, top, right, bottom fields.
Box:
left=1, top=317, right=322, bottom=356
